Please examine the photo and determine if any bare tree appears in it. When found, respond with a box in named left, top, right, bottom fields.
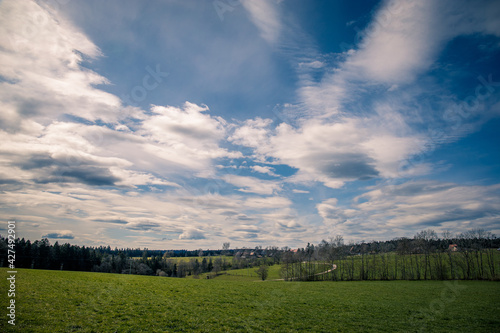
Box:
left=415, top=229, right=437, bottom=279
left=484, top=231, right=497, bottom=279
left=442, top=230, right=453, bottom=240
left=396, top=238, right=410, bottom=280
left=458, top=231, right=475, bottom=279
left=222, top=242, right=230, bottom=256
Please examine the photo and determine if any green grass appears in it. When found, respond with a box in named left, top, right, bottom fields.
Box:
left=1, top=268, right=499, bottom=332
left=204, top=264, right=284, bottom=280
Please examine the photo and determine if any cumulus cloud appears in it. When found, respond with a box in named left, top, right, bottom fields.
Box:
left=179, top=228, right=206, bottom=240
left=229, top=117, right=273, bottom=150
left=0, top=0, right=243, bottom=196
left=143, top=103, right=225, bottom=146
left=138, top=102, right=240, bottom=173
left=231, top=117, right=423, bottom=188
left=251, top=165, right=278, bottom=177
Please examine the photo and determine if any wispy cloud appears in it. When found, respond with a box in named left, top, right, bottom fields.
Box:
left=232, top=0, right=500, bottom=190
left=346, top=0, right=500, bottom=84
left=241, top=0, right=282, bottom=44
left=223, top=174, right=281, bottom=195
left=0, top=0, right=129, bottom=129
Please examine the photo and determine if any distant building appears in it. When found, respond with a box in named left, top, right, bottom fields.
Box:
left=449, top=244, right=458, bottom=252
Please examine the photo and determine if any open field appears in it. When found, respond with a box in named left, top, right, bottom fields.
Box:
left=196, top=264, right=285, bottom=280
left=1, top=268, right=499, bottom=332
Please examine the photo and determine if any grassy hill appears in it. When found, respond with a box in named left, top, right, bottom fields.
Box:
left=1, top=268, right=499, bottom=332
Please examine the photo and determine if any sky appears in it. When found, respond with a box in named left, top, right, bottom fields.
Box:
left=0, top=0, right=499, bottom=250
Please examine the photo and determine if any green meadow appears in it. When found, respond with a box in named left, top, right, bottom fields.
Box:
left=1, top=268, right=499, bottom=332
left=197, top=263, right=284, bottom=280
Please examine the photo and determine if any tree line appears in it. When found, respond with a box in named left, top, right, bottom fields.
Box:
left=0, top=237, right=263, bottom=277
left=1, top=228, right=499, bottom=280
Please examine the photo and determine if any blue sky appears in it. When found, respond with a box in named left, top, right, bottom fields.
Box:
left=0, top=0, right=499, bottom=249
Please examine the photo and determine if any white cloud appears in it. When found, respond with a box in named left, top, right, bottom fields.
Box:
left=346, top=0, right=440, bottom=84
left=346, top=0, right=500, bottom=84
left=296, top=0, right=500, bottom=134
left=144, top=103, right=225, bottom=145
left=0, top=0, right=130, bottom=129
left=231, top=0, right=500, bottom=190
left=139, top=102, right=240, bottom=173
left=110, top=168, right=180, bottom=188
left=1, top=0, right=499, bottom=250
left=178, top=228, right=205, bottom=240
left=318, top=180, right=500, bottom=241
left=251, top=165, right=278, bottom=177
left=0, top=2, right=243, bottom=190
left=0, top=0, right=275, bottom=249
left=0, top=170, right=302, bottom=247
left=223, top=174, right=281, bottom=195
left=241, top=0, right=281, bottom=44
left=229, top=117, right=272, bottom=149
left=232, top=116, right=423, bottom=188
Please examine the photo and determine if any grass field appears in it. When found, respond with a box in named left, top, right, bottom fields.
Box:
left=196, top=264, right=284, bottom=280
left=1, top=268, right=499, bottom=332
